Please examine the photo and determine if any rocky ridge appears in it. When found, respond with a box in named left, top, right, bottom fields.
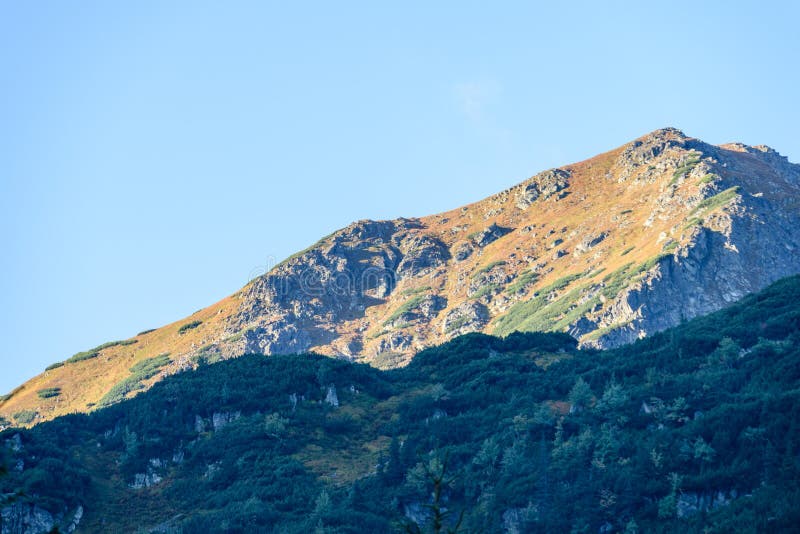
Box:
left=2, top=127, right=799, bottom=423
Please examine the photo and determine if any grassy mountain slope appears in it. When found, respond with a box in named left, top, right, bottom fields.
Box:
left=3, top=127, right=799, bottom=424
left=2, top=275, right=800, bottom=532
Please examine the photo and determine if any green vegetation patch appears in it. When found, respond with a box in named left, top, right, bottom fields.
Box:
left=96, top=378, right=143, bottom=408
left=12, top=409, right=37, bottom=424
left=45, top=361, right=65, bottom=371
left=671, top=152, right=702, bottom=182
left=620, top=246, right=635, bottom=256
left=91, top=339, right=138, bottom=351
left=66, top=339, right=139, bottom=364
left=97, top=353, right=172, bottom=408
left=601, top=254, right=673, bottom=301
left=444, top=315, right=472, bottom=334
left=472, top=260, right=506, bottom=278
left=66, top=351, right=100, bottom=364
left=497, top=256, right=677, bottom=338
left=639, top=253, right=672, bottom=273
left=684, top=216, right=702, bottom=230
left=505, top=269, right=539, bottom=295
left=37, top=387, right=61, bottom=399
left=692, top=186, right=741, bottom=215
left=585, top=267, right=606, bottom=278
left=662, top=240, right=678, bottom=253
left=494, top=272, right=585, bottom=336
left=683, top=186, right=742, bottom=229
left=601, top=263, right=635, bottom=299
left=137, top=328, right=156, bottom=336
left=129, top=353, right=171, bottom=379
left=383, top=295, right=426, bottom=326
left=225, top=332, right=243, bottom=344
left=178, top=320, right=203, bottom=334
left=401, top=285, right=431, bottom=296
left=546, top=272, right=585, bottom=292
left=471, top=283, right=501, bottom=300
left=530, top=286, right=599, bottom=333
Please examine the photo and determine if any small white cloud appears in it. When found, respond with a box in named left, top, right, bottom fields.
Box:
left=454, top=80, right=501, bottom=122
left=453, top=79, right=511, bottom=148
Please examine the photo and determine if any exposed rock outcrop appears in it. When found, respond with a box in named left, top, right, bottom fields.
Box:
left=472, top=224, right=513, bottom=248
left=324, top=385, right=339, bottom=407
left=515, top=169, right=571, bottom=208
left=0, top=503, right=82, bottom=534
left=442, top=301, right=490, bottom=337
left=676, top=489, right=738, bottom=518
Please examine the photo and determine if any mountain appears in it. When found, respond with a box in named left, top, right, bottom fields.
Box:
left=2, top=276, right=800, bottom=532
left=3, top=127, right=800, bottom=424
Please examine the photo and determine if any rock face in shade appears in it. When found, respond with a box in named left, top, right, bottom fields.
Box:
left=0, top=503, right=83, bottom=534
left=4, top=127, right=800, bottom=421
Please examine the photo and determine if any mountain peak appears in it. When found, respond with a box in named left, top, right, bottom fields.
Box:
left=3, top=129, right=800, bottom=423
left=641, top=126, right=688, bottom=140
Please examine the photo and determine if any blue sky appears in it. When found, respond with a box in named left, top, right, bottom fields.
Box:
left=1, top=1, right=798, bottom=392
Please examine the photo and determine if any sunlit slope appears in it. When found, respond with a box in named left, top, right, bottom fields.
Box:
left=3, top=127, right=799, bottom=424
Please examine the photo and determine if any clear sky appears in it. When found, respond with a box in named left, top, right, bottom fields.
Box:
left=1, top=1, right=798, bottom=393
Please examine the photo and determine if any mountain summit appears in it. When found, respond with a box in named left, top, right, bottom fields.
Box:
left=3, top=128, right=800, bottom=423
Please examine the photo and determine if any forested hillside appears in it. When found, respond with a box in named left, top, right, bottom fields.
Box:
left=2, top=276, right=800, bottom=533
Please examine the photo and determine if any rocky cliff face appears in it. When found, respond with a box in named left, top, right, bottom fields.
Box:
left=0, top=504, right=82, bottom=534
left=1, top=504, right=54, bottom=534
left=209, top=128, right=800, bottom=360
left=3, top=128, right=800, bottom=421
